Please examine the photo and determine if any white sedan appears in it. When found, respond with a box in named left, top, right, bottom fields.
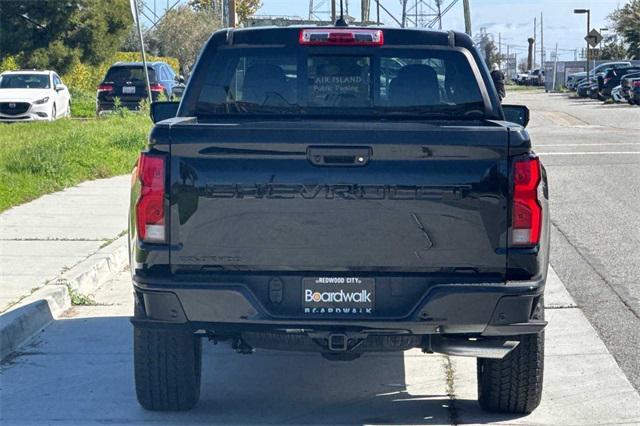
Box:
left=611, top=85, right=624, bottom=103
left=0, top=70, right=71, bottom=122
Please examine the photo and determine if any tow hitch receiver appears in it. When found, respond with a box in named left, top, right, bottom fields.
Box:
left=328, top=333, right=349, bottom=352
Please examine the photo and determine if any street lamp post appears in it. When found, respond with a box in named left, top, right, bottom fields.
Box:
left=574, top=9, right=591, bottom=78
left=599, top=27, right=608, bottom=59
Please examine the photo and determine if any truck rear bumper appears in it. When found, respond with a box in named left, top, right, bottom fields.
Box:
left=131, top=275, right=546, bottom=338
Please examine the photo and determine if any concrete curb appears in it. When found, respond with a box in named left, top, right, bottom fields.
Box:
left=56, top=235, right=128, bottom=295
left=0, top=236, right=128, bottom=361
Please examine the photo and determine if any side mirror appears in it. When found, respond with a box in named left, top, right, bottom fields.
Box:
left=150, top=101, right=179, bottom=123
left=55, top=84, right=65, bottom=92
left=502, top=104, right=530, bottom=127
left=176, top=75, right=185, bottom=84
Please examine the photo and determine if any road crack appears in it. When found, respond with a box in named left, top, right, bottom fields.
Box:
left=442, top=355, right=459, bottom=425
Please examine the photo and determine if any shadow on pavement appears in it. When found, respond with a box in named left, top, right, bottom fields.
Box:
left=0, top=315, right=526, bottom=425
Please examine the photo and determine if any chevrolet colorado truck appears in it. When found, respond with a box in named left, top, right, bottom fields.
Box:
left=129, top=26, right=550, bottom=414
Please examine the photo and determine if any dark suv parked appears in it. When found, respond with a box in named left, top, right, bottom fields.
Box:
left=599, top=66, right=640, bottom=99
left=96, top=61, right=184, bottom=114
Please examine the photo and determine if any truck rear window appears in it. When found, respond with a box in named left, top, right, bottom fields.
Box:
left=192, top=47, right=486, bottom=118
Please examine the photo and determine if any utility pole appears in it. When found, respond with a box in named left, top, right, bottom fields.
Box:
left=463, top=0, right=471, bottom=36
left=533, top=16, right=537, bottom=69
left=401, top=0, right=408, bottom=28
left=541, top=12, right=544, bottom=67
left=228, top=0, right=236, bottom=27
left=552, top=42, right=559, bottom=91
left=376, top=0, right=380, bottom=24
left=331, top=0, right=336, bottom=22
left=599, top=27, right=608, bottom=59
left=498, top=32, right=502, bottom=70
left=132, top=0, right=152, bottom=104
left=361, top=0, right=370, bottom=22
left=506, top=43, right=510, bottom=76
left=437, top=0, right=443, bottom=30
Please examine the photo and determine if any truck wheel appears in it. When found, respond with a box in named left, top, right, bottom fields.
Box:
left=134, top=327, right=202, bottom=411
left=476, top=297, right=544, bottom=414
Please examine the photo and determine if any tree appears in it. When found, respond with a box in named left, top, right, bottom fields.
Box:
left=236, top=0, right=262, bottom=25
left=152, top=6, right=221, bottom=75
left=474, top=30, right=499, bottom=69
left=189, top=0, right=260, bottom=26
left=598, top=35, right=628, bottom=60
left=0, top=0, right=131, bottom=74
left=518, top=58, right=529, bottom=73
left=608, top=0, right=640, bottom=59
left=483, top=39, right=500, bottom=69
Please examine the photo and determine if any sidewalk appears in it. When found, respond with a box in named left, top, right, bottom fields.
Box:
left=0, top=176, right=130, bottom=312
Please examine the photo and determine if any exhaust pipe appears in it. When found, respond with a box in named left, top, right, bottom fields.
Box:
left=426, top=336, right=519, bottom=359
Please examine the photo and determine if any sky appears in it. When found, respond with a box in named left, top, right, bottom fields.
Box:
left=255, top=0, right=628, bottom=60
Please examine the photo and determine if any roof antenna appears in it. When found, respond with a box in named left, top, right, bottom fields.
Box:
left=335, top=0, right=348, bottom=26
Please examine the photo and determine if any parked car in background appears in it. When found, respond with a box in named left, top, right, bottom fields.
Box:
left=96, top=61, right=185, bottom=115
left=631, top=80, right=640, bottom=105
left=526, top=69, right=544, bottom=86
left=570, top=62, right=632, bottom=93
left=620, top=72, right=640, bottom=103
left=591, top=61, right=632, bottom=76
left=514, top=72, right=529, bottom=85
left=589, top=74, right=604, bottom=99
left=611, top=85, right=624, bottom=103
left=0, top=70, right=71, bottom=122
left=576, top=79, right=593, bottom=97
left=566, top=72, right=586, bottom=90
left=598, top=66, right=640, bottom=99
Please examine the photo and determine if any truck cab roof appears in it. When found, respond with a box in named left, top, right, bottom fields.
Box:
left=218, top=25, right=476, bottom=50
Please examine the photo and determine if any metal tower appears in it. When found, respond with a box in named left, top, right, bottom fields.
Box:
left=309, top=0, right=331, bottom=20
left=309, top=0, right=353, bottom=22
left=403, top=0, right=460, bottom=29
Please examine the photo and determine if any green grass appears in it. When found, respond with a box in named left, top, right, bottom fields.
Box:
left=0, top=112, right=151, bottom=211
left=506, top=85, right=545, bottom=92
left=69, top=89, right=97, bottom=118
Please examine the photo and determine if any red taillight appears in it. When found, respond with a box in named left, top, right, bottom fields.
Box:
left=135, top=153, right=166, bottom=242
left=299, top=29, right=384, bottom=46
left=97, top=84, right=113, bottom=93
left=604, top=77, right=612, bottom=85
left=511, top=157, right=542, bottom=246
left=633, top=81, right=640, bottom=88
left=149, top=83, right=164, bottom=92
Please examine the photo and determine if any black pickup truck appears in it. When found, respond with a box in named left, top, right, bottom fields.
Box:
left=129, top=26, right=550, bottom=414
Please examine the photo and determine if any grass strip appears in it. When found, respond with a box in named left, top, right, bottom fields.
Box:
left=0, top=112, right=150, bottom=211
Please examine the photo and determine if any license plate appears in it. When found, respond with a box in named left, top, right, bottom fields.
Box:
left=122, top=86, right=136, bottom=94
left=302, top=277, right=374, bottom=315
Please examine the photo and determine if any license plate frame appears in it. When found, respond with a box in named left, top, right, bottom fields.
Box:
left=302, top=277, right=374, bottom=315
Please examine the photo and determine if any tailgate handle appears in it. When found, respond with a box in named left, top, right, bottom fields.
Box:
left=307, top=146, right=371, bottom=167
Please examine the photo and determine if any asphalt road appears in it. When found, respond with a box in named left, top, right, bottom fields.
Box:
left=513, top=90, right=640, bottom=391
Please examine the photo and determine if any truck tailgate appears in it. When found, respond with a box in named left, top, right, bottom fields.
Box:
left=168, top=120, right=509, bottom=276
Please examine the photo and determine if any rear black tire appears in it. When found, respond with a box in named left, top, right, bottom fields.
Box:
left=476, top=297, right=544, bottom=414
left=134, top=327, right=202, bottom=411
